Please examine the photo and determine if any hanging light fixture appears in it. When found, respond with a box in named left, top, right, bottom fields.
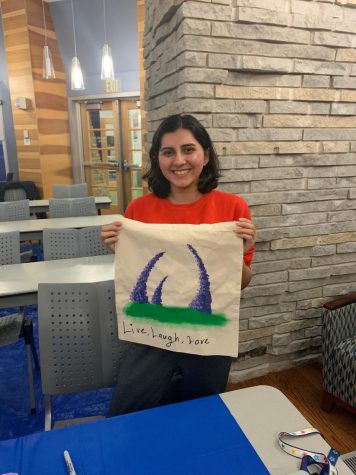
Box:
left=41, top=0, right=55, bottom=79
left=101, top=0, right=115, bottom=80
left=70, top=0, right=84, bottom=90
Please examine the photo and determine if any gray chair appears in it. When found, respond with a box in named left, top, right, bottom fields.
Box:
left=43, top=227, right=110, bottom=260
left=0, top=231, right=21, bottom=265
left=71, top=196, right=96, bottom=217
left=79, top=226, right=111, bottom=257
left=0, top=200, right=30, bottom=221
left=52, top=183, right=88, bottom=198
left=43, top=228, right=80, bottom=260
left=49, top=197, right=96, bottom=218
left=38, top=280, right=122, bottom=430
left=4, top=188, right=27, bottom=201
left=0, top=230, right=32, bottom=265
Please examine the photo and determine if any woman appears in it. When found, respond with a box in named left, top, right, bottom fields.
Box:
left=101, top=114, right=256, bottom=416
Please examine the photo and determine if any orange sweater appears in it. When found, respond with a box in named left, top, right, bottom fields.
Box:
left=125, top=189, right=254, bottom=266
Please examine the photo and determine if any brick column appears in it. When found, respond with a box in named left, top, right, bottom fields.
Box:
left=143, top=0, right=356, bottom=381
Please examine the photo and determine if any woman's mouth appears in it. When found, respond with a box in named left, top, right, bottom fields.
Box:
left=172, top=169, right=191, bottom=175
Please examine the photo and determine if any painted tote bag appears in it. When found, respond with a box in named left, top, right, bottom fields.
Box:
left=115, top=217, right=244, bottom=357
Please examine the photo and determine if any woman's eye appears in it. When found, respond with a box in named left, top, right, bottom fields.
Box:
left=161, top=149, right=173, bottom=156
left=183, top=146, right=195, bottom=153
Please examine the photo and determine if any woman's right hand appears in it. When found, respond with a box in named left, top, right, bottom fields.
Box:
left=101, top=221, right=123, bottom=253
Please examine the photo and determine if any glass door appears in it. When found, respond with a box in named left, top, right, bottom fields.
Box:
left=119, top=101, right=143, bottom=206
left=80, top=100, right=123, bottom=214
left=80, top=98, right=143, bottom=214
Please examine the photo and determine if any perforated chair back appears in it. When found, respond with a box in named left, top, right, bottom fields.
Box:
left=39, top=283, right=103, bottom=396
left=43, top=228, right=80, bottom=260
left=49, top=197, right=96, bottom=218
left=53, top=183, right=88, bottom=198
left=4, top=188, right=27, bottom=201
left=71, top=197, right=96, bottom=217
left=48, top=198, right=71, bottom=218
left=71, top=183, right=88, bottom=197
left=0, top=231, right=21, bottom=265
left=0, top=200, right=30, bottom=221
left=38, top=280, right=121, bottom=429
left=52, top=184, right=71, bottom=198
left=97, top=280, right=121, bottom=385
left=79, top=226, right=110, bottom=257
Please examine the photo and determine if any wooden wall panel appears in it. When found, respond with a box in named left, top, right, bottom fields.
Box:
left=1, top=0, right=72, bottom=198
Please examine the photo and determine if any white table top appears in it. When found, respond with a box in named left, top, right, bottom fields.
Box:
left=0, top=254, right=115, bottom=307
left=221, top=386, right=353, bottom=475
left=0, top=214, right=121, bottom=239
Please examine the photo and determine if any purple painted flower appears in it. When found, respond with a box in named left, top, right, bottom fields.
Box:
left=151, top=275, right=168, bottom=305
left=187, top=244, right=212, bottom=314
left=130, top=251, right=165, bottom=303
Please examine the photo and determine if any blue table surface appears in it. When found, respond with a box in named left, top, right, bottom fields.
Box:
left=0, top=395, right=269, bottom=475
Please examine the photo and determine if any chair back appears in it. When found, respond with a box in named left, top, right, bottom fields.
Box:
left=48, top=198, right=71, bottom=218
left=0, top=200, right=30, bottom=221
left=0, top=231, right=21, bottom=265
left=71, top=197, right=96, bottom=216
left=49, top=197, right=96, bottom=218
left=38, top=280, right=121, bottom=396
left=43, top=228, right=80, bottom=260
left=53, top=183, right=88, bottom=198
left=321, top=293, right=356, bottom=412
left=4, top=188, right=27, bottom=201
left=71, top=183, right=89, bottom=197
left=79, top=226, right=110, bottom=257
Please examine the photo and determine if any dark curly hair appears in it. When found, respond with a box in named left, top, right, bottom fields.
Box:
left=143, top=114, right=221, bottom=198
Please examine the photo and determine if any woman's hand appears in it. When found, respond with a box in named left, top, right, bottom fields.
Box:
left=234, top=218, right=256, bottom=255
left=101, top=221, right=123, bottom=253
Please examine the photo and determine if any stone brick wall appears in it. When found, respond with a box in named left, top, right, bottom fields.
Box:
left=143, top=0, right=356, bottom=381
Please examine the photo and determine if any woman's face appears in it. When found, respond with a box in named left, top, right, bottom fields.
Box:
left=158, top=128, right=208, bottom=195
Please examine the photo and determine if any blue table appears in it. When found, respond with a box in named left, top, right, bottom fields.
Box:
left=0, top=394, right=268, bottom=475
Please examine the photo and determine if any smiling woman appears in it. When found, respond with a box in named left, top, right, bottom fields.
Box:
left=101, top=113, right=257, bottom=418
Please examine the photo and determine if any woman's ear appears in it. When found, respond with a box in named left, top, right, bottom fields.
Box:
left=203, top=149, right=209, bottom=165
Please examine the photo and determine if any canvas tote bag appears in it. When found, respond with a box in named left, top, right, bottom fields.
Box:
left=115, top=216, right=244, bottom=357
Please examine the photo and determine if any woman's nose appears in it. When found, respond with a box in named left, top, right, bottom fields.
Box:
left=173, top=151, right=186, bottom=164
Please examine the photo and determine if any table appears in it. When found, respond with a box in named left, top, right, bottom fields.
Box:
left=29, top=196, right=111, bottom=214
left=0, top=214, right=121, bottom=241
left=0, top=254, right=115, bottom=308
left=0, top=386, right=351, bottom=475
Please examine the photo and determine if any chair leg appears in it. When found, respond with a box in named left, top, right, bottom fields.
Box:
left=25, top=342, right=36, bottom=414
left=23, top=320, right=38, bottom=414
left=321, top=391, right=335, bottom=412
left=23, top=319, right=39, bottom=370
left=44, top=395, right=52, bottom=431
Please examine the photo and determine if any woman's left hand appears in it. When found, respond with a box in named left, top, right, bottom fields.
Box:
left=234, top=218, right=256, bottom=254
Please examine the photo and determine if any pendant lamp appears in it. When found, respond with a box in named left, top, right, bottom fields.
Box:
left=42, top=0, right=55, bottom=79
left=70, top=0, right=84, bottom=90
left=101, top=0, right=115, bottom=80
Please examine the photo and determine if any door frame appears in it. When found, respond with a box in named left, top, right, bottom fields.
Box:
left=68, top=92, right=140, bottom=185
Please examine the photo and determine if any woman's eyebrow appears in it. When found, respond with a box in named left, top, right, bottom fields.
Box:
left=160, top=143, right=196, bottom=150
